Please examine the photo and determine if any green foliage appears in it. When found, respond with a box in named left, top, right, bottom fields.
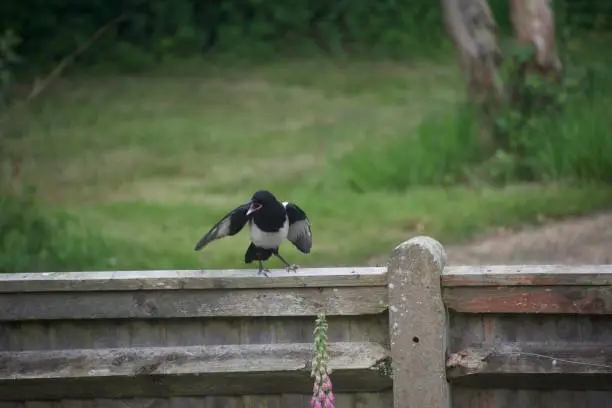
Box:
left=487, top=26, right=612, bottom=184
left=0, top=29, right=20, bottom=107
left=3, top=0, right=608, bottom=70
left=559, top=0, right=612, bottom=31
left=335, top=8, right=612, bottom=192
left=1, top=0, right=447, bottom=69
left=0, top=25, right=112, bottom=273
left=0, top=187, right=114, bottom=272
left=6, top=55, right=612, bottom=270
left=336, top=64, right=612, bottom=191
left=0, top=0, right=611, bottom=272
left=497, top=69, right=612, bottom=183
left=333, top=104, right=485, bottom=192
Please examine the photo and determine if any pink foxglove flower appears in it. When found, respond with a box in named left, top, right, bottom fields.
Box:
left=310, top=397, right=322, bottom=408
left=311, top=313, right=335, bottom=408
left=327, top=392, right=335, bottom=404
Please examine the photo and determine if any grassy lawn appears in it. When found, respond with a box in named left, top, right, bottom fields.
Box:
left=9, top=57, right=612, bottom=271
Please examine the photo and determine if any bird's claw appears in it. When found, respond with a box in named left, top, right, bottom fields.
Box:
left=285, top=264, right=299, bottom=273
left=258, top=268, right=270, bottom=277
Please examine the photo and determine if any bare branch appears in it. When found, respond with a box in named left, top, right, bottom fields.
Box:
left=0, top=13, right=127, bottom=125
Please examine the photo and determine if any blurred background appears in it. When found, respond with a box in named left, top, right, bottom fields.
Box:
left=1, top=0, right=611, bottom=273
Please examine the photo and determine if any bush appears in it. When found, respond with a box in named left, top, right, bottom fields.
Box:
left=1, top=0, right=447, bottom=71
left=2, top=0, right=610, bottom=70
left=333, top=103, right=484, bottom=192
left=0, top=186, right=114, bottom=272
left=0, top=29, right=113, bottom=273
left=334, top=73, right=612, bottom=191
left=497, top=68, right=612, bottom=183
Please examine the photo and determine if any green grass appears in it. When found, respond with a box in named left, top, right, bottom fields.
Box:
left=336, top=34, right=612, bottom=191
left=7, top=55, right=612, bottom=271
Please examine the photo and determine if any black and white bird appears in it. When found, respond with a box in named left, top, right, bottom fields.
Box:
left=194, top=190, right=312, bottom=276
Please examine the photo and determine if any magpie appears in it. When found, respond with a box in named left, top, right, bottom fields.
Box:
left=194, top=190, right=312, bottom=276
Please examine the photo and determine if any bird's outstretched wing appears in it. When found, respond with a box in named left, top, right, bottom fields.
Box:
left=194, top=203, right=250, bottom=251
left=283, top=202, right=312, bottom=254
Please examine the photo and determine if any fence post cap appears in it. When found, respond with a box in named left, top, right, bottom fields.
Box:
left=389, top=235, right=446, bottom=272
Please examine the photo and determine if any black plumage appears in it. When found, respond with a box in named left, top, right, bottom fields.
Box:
left=194, top=190, right=312, bottom=276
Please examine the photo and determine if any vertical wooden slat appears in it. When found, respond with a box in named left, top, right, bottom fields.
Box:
left=50, top=322, right=92, bottom=349
left=450, top=313, right=485, bottom=408
left=5, top=323, right=21, bottom=351
left=241, top=396, right=280, bottom=408
left=24, top=403, right=55, bottom=408
left=327, top=318, right=350, bottom=342
left=354, top=392, right=392, bottom=408
left=279, top=394, right=310, bottom=408
left=57, top=400, right=94, bottom=408
left=275, top=316, right=307, bottom=407
left=241, top=317, right=274, bottom=344
left=0, top=325, right=10, bottom=351
left=586, top=391, right=612, bottom=408
left=516, top=391, right=540, bottom=407
left=169, top=398, right=204, bottom=408
left=0, top=402, right=24, bottom=408
left=129, top=321, right=166, bottom=347
left=348, top=315, right=388, bottom=345
left=331, top=394, right=354, bottom=408
left=387, top=236, right=449, bottom=408
left=203, top=318, right=241, bottom=345
left=20, top=323, right=50, bottom=350
left=544, top=391, right=574, bottom=408
left=164, top=319, right=206, bottom=347
left=206, top=397, right=243, bottom=408
left=141, top=399, right=169, bottom=408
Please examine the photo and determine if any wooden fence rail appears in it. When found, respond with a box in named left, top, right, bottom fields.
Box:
left=1, top=236, right=611, bottom=408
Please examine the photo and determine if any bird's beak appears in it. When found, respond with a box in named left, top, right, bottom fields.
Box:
left=246, top=202, right=262, bottom=216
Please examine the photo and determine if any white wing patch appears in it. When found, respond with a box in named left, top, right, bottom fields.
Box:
left=287, top=219, right=312, bottom=252
left=194, top=202, right=250, bottom=251
left=284, top=204, right=311, bottom=253
left=216, top=217, right=231, bottom=237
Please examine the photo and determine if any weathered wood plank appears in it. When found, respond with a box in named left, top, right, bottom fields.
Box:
left=443, top=265, right=612, bottom=287
left=0, top=342, right=391, bottom=400
left=0, top=268, right=386, bottom=293
left=6, top=316, right=390, bottom=351
left=0, top=402, right=23, bottom=408
left=387, top=236, right=450, bottom=408
left=448, top=313, right=612, bottom=407
left=0, top=287, right=388, bottom=321
left=444, top=286, right=612, bottom=314
left=447, top=341, right=612, bottom=390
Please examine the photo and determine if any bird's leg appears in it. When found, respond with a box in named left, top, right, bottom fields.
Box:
left=274, top=251, right=298, bottom=272
left=258, top=260, right=270, bottom=277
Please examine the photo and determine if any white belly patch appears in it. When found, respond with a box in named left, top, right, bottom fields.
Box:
left=250, top=219, right=289, bottom=249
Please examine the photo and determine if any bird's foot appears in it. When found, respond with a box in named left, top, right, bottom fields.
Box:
left=258, top=268, right=271, bottom=277
left=284, top=264, right=299, bottom=273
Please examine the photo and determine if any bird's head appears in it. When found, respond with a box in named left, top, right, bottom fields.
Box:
left=246, top=190, right=278, bottom=216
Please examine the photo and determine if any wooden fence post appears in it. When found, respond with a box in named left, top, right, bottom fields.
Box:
left=388, top=235, right=450, bottom=408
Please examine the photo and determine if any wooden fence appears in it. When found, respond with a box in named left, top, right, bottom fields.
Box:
left=0, top=235, right=611, bottom=408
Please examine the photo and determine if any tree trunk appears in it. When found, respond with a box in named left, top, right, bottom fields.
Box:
left=442, top=0, right=505, bottom=151
left=510, top=0, right=563, bottom=80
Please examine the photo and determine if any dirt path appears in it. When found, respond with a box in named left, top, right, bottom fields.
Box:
left=367, top=211, right=612, bottom=266
left=444, top=211, right=612, bottom=265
